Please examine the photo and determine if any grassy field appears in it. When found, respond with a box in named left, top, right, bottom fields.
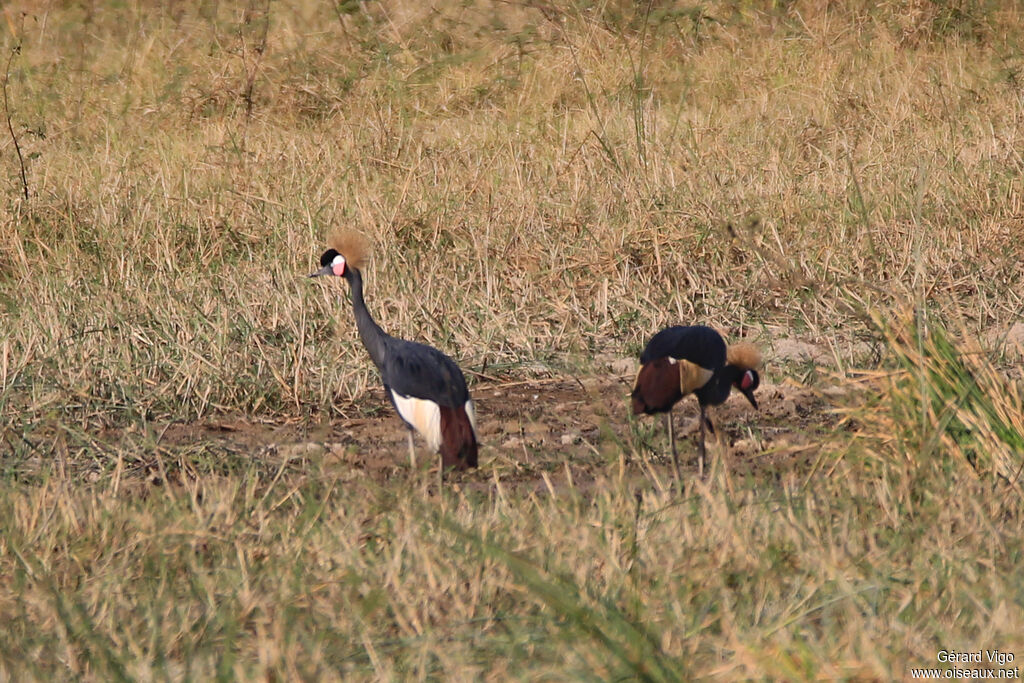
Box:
left=1, top=0, right=1024, bottom=679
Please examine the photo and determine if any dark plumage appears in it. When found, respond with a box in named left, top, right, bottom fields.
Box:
left=631, top=325, right=760, bottom=484
left=310, top=235, right=477, bottom=473
left=377, top=335, right=478, bottom=470
left=638, top=325, right=727, bottom=369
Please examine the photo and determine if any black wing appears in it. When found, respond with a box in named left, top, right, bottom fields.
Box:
left=380, top=337, right=470, bottom=407
left=639, top=325, right=726, bottom=371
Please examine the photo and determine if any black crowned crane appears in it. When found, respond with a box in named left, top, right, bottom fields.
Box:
left=309, top=231, right=478, bottom=476
left=630, top=325, right=761, bottom=484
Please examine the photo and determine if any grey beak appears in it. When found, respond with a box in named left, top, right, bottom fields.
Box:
left=308, top=265, right=334, bottom=278
left=741, top=387, right=758, bottom=410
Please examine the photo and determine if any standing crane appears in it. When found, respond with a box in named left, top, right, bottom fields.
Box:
left=630, top=325, right=761, bottom=485
left=309, top=231, right=478, bottom=478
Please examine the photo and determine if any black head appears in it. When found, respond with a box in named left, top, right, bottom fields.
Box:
left=308, top=248, right=346, bottom=278
left=320, top=248, right=339, bottom=267
left=734, top=369, right=760, bottom=409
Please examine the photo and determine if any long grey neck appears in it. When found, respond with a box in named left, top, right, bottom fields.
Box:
left=698, top=365, right=740, bottom=406
left=345, top=267, right=389, bottom=371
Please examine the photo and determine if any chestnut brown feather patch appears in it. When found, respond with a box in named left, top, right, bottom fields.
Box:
left=726, top=343, right=762, bottom=370
left=439, top=404, right=478, bottom=470
left=631, top=358, right=683, bottom=415
left=328, top=230, right=370, bottom=270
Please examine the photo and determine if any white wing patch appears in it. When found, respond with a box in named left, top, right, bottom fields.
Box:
left=391, top=391, right=442, bottom=453
left=465, top=400, right=477, bottom=435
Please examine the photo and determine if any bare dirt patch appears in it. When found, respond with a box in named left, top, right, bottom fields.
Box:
left=142, top=372, right=837, bottom=492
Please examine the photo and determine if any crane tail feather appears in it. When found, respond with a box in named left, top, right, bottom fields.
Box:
left=440, top=404, right=478, bottom=470
left=632, top=358, right=684, bottom=414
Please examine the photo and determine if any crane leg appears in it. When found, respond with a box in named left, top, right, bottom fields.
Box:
left=665, top=412, right=682, bottom=495
left=438, top=453, right=445, bottom=492
left=698, top=405, right=707, bottom=480
left=407, top=431, right=417, bottom=469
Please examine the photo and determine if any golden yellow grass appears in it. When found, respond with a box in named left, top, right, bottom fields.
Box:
left=2, top=0, right=1021, bottom=421
left=0, top=0, right=1022, bottom=679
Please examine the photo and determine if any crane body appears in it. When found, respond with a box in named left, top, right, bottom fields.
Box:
left=310, top=233, right=478, bottom=473
left=631, top=325, right=760, bottom=484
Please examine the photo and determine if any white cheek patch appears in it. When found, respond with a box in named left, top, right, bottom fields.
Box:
left=391, top=391, right=441, bottom=452
left=331, top=254, right=347, bottom=276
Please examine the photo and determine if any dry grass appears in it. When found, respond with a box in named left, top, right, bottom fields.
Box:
left=0, top=0, right=1023, bottom=679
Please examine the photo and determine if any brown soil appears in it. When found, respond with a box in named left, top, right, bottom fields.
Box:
left=143, top=372, right=837, bottom=494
